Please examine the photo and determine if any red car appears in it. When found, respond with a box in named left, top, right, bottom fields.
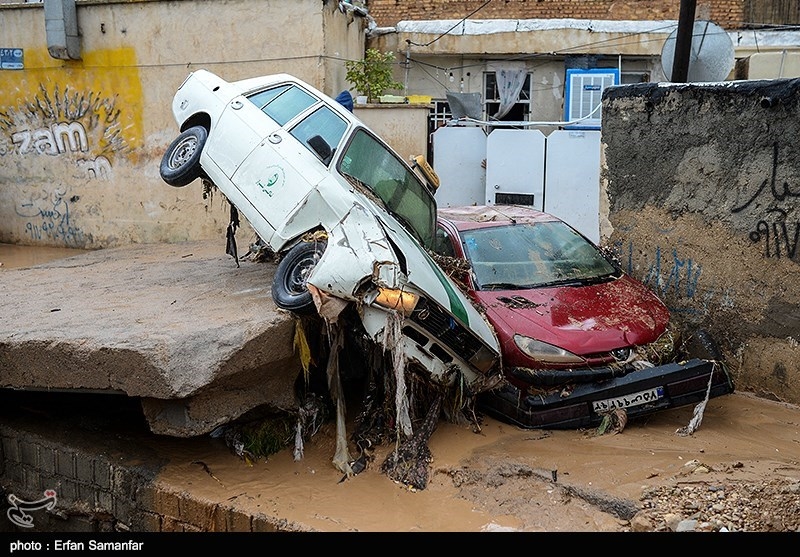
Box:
left=434, top=205, right=734, bottom=429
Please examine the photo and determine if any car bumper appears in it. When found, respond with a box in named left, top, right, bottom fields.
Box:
left=478, top=358, right=735, bottom=429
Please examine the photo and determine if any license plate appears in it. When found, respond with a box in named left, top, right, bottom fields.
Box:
left=592, top=386, right=664, bottom=413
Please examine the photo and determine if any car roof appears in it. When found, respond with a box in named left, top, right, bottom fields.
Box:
left=226, top=71, right=361, bottom=125
left=437, top=205, right=560, bottom=230
left=229, top=72, right=304, bottom=93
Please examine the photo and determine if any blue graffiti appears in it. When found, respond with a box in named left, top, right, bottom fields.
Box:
left=628, top=244, right=701, bottom=299
left=623, top=242, right=704, bottom=315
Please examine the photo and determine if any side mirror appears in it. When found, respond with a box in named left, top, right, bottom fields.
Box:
left=308, top=135, right=333, bottom=166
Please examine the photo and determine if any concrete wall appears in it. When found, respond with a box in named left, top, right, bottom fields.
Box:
left=0, top=0, right=367, bottom=249
left=602, top=79, right=800, bottom=405
left=354, top=103, right=431, bottom=164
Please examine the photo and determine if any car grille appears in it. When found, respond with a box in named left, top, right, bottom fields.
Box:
left=407, top=297, right=488, bottom=368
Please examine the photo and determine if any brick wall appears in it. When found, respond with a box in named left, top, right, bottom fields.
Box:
left=367, top=0, right=746, bottom=29
left=0, top=424, right=305, bottom=532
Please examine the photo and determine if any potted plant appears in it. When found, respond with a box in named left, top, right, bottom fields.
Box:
left=345, top=48, right=404, bottom=103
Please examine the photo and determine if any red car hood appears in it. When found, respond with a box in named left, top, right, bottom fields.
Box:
left=473, top=275, right=670, bottom=356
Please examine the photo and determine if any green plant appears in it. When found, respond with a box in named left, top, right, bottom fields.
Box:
left=345, top=48, right=404, bottom=102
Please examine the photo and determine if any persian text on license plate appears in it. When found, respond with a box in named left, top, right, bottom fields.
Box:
left=592, top=386, right=664, bottom=413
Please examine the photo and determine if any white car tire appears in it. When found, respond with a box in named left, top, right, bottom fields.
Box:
left=160, top=125, right=207, bottom=187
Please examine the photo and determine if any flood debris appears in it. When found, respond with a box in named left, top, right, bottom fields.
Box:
left=675, top=361, right=718, bottom=436
left=595, top=408, right=628, bottom=435
left=381, top=391, right=443, bottom=490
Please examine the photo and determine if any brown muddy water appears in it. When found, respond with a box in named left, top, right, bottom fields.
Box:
left=0, top=243, right=89, bottom=270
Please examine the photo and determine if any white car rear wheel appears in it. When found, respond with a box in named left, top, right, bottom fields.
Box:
left=160, top=126, right=207, bottom=187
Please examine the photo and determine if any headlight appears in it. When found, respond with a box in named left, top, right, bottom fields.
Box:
left=513, top=335, right=586, bottom=364
left=373, top=287, right=419, bottom=316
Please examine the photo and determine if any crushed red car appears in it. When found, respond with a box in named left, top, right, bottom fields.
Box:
left=433, top=205, right=734, bottom=429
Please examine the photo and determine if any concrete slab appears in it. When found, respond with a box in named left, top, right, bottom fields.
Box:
left=0, top=241, right=301, bottom=437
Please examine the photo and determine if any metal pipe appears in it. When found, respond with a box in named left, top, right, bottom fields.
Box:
left=671, top=0, right=697, bottom=82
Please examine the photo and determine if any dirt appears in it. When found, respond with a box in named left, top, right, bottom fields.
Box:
left=2, top=244, right=800, bottom=532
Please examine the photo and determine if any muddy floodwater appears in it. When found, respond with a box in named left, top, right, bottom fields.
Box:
left=2, top=243, right=800, bottom=533
left=0, top=243, right=89, bottom=270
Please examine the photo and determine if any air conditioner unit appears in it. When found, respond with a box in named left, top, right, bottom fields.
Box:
left=564, top=69, right=618, bottom=130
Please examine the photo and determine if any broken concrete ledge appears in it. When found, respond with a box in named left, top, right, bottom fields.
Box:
left=0, top=241, right=302, bottom=437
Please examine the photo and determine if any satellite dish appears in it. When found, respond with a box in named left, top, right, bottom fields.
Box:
left=661, top=20, right=735, bottom=82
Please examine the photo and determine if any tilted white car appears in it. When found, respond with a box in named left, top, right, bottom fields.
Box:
left=160, top=69, right=500, bottom=391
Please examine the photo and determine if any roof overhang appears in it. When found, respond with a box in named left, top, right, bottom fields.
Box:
left=370, top=18, right=800, bottom=59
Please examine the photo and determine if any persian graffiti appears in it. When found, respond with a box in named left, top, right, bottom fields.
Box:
left=746, top=209, right=799, bottom=260
left=15, top=187, right=84, bottom=245
left=732, top=143, right=800, bottom=260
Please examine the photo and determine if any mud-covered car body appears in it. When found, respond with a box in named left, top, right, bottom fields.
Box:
left=160, top=70, right=500, bottom=389
left=433, top=205, right=734, bottom=428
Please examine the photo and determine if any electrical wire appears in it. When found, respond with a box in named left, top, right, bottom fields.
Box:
left=406, top=0, right=494, bottom=47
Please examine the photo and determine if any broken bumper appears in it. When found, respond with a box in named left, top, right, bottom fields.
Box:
left=478, top=358, right=735, bottom=430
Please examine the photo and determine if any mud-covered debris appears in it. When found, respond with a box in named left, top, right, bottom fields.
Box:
left=595, top=408, right=628, bottom=435
left=381, top=392, right=443, bottom=490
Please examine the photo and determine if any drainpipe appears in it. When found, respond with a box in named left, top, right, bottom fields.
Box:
left=404, top=40, right=410, bottom=95
left=44, top=0, right=81, bottom=60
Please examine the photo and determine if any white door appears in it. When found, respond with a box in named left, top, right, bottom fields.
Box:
left=432, top=126, right=487, bottom=207
left=543, top=130, right=601, bottom=243
left=485, top=129, right=545, bottom=209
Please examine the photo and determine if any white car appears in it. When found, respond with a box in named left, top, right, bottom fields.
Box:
left=160, top=69, right=500, bottom=390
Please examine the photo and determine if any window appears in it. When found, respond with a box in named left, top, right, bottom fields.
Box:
left=460, top=222, right=617, bottom=290
left=433, top=225, right=456, bottom=258
left=483, top=72, right=532, bottom=122
left=621, top=71, right=650, bottom=84
left=290, top=106, right=348, bottom=165
left=248, top=84, right=316, bottom=126
left=426, top=99, right=452, bottom=164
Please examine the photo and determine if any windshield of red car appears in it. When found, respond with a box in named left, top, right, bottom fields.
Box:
left=461, top=222, right=619, bottom=290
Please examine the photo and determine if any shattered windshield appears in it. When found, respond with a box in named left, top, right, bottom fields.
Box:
left=338, top=129, right=436, bottom=249
left=462, top=221, right=619, bottom=290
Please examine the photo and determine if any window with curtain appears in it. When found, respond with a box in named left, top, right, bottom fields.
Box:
left=483, top=71, right=531, bottom=122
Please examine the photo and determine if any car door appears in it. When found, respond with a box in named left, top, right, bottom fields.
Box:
left=232, top=102, right=349, bottom=247
left=203, top=85, right=290, bottom=180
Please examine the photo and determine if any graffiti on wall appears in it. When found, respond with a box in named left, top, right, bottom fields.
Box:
left=0, top=82, right=128, bottom=173
left=0, top=82, right=132, bottom=245
left=15, top=187, right=81, bottom=245
left=621, top=241, right=732, bottom=317
left=732, top=143, right=800, bottom=261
